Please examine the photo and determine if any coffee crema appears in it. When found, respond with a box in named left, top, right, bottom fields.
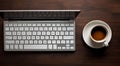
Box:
left=91, top=26, right=107, bottom=40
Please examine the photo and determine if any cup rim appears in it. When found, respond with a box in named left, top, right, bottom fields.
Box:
left=90, top=24, right=108, bottom=43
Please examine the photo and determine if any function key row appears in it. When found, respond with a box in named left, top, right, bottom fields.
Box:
left=5, top=23, right=74, bottom=27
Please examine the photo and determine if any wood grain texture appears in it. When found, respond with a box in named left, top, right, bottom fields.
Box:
left=0, top=0, right=120, bottom=66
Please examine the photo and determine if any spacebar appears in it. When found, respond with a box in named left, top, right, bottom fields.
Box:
left=24, top=45, right=47, bottom=49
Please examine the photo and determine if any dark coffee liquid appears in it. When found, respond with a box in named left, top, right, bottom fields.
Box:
left=91, top=26, right=106, bottom=40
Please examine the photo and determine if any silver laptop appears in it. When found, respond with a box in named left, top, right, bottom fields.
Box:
left=0, top=10, right=80, bottom=51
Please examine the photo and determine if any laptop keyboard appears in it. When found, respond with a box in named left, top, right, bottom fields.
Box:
left=4, top=21, right=75, bottom=51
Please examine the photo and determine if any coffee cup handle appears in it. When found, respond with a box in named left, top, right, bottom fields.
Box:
left=104, top=41, right=109, bottom=47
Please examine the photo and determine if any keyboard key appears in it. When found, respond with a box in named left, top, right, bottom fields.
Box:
left=18, top=36, right=22, bottom=39
left=25, top=40, right=29, bottom=44
left=37, top=32, right=41, bottom=35
left=43, top=40, right=47, bottom=44
left=61, top=40, right=65, bottom=44
left=36, top=36, right=40, bottom=39
left=66, top=44, right=70, bottom=47
left=13, top=32, right=17, bottom=35
left=5, top=45, right=9, bottom=49
left=48, top=45, right=52, bottom=49
left=41, top=36, right=44, bottom=39
left=66, top=47, right=69, bottom=49
left=37, top=24, right=41, bottom=26
left=65, top=32, right=69, bottom=35
left=9, top=24, right=13, bottom=26
left=58, top=47, right=61, bottom=49
left=13, top=24, right=17, bottom=26
left=56, top=31, right=59, bottom=35
left=18, top=24, right=22, bottom=26
left=32, top=24, right=36, bottom=26
left=49, top=27, right=52, bottom=31
left=59, top=36, right=62, bottom=39
left=58, top=27, right=61, bottom=31
left=17, top=32, right=21, bottom=35
left=39, top=27, right=43, bottom=31
left=57, top=40, right=60, bottom=44
left=5, top=36, right=12, bottom=39
left=34, top=27, right=39, bottom=31
left=46, top=24, right=51, bottom=26
left=34, top=40, right=38, bottom=44
left=5, top=32, right=11, bottom=35
left=53, top=45, right=57, bottom=49
left=6, top=40, right=14, bottom=44
left=29, top=40, right=33, bottom=44
left=19, top=45, right=23, bottom=49
left=38, top=40, right=42, bottom=44
left=10, top=45, right=14, bottom=49
left=47, top=32, right=50, bottom=35
left=66, top=40, right=70, bottom=44
left=62, top=47, right=66, bottom=49
left=5, top=27, right=9, bottom=31
left=52, top=40, right=56, bottom=44
left=67, top=27, right=74, bottom=30
left=27, top=36, right=31, bottom=39
left=22, top=32, right=26, bottom=35
left=32, top=36, right=35, bottom=39
left=13, top=36, right=17, bottom=39
left=70, top=40, right=74, bottom=44
left=19, top=27, right=24, bottom=31
left=16, top=40, right=19, bottom=44
left=15, top=27, right=19, bottom=31
left=30, top=27, right=33, bottom=31
left=33, top=32, right=37, bottom=35
left=42, top=32, right=46, bottom=35
left=27, top=24, right=31, bottom=26
left=70, top=47, right=74, bottom=49
left=54, top=36, right=58, bottom=39
left=48, top=40, right=51, bottom=44
left=51, top=31, right=55, bottom=35
left=61, top=24, right=65, bottom=26
left=25, top=27, right=29, bottom=31
left=27, top=32, right=32, bottom=35
left=65, top=24, right=69, bottom=26
left=24, top=45, right=47, bottom=49
left=45, top=36, right=49, bottom=39
left=56, top=24, right=60, bottom=26
left=22, top=36, right=26, bottom=39
left=20, top=40, right=24, bottom=44
left=23, top=24, right=26, bottom=26
left=14, top=45, right=18, bottom=49
left=44, top=27, right=48, bottom=31
left=63, top=36, right=74, bottom=39
left=70, top=32, right=74, bottom=35
left=50, top=36, right=53, bottom=39
left=60, top=32, right=64, bottom=35
left=62, top=27, right=66, bottom=31
left=53, top=27, right=57, bottom=31
left=42, top=24, right=45, bottom=26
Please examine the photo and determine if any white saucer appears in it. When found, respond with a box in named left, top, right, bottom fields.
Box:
left=82, top=20, right=112, bottom=48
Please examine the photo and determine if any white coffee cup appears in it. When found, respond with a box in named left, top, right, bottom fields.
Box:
left=90, top=24, right=109, bottom=47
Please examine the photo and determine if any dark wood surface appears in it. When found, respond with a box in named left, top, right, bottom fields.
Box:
left=0, top=0, right=120, bottom=66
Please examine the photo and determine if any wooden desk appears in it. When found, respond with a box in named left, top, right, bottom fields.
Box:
left=0, top=0, right=120, bottom=66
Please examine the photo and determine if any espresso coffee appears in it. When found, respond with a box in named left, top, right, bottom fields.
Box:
left=91, top=26, right=107, bottom=40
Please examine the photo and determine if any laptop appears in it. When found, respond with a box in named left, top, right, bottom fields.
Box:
left=0, top=10, right=80, bottom=51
